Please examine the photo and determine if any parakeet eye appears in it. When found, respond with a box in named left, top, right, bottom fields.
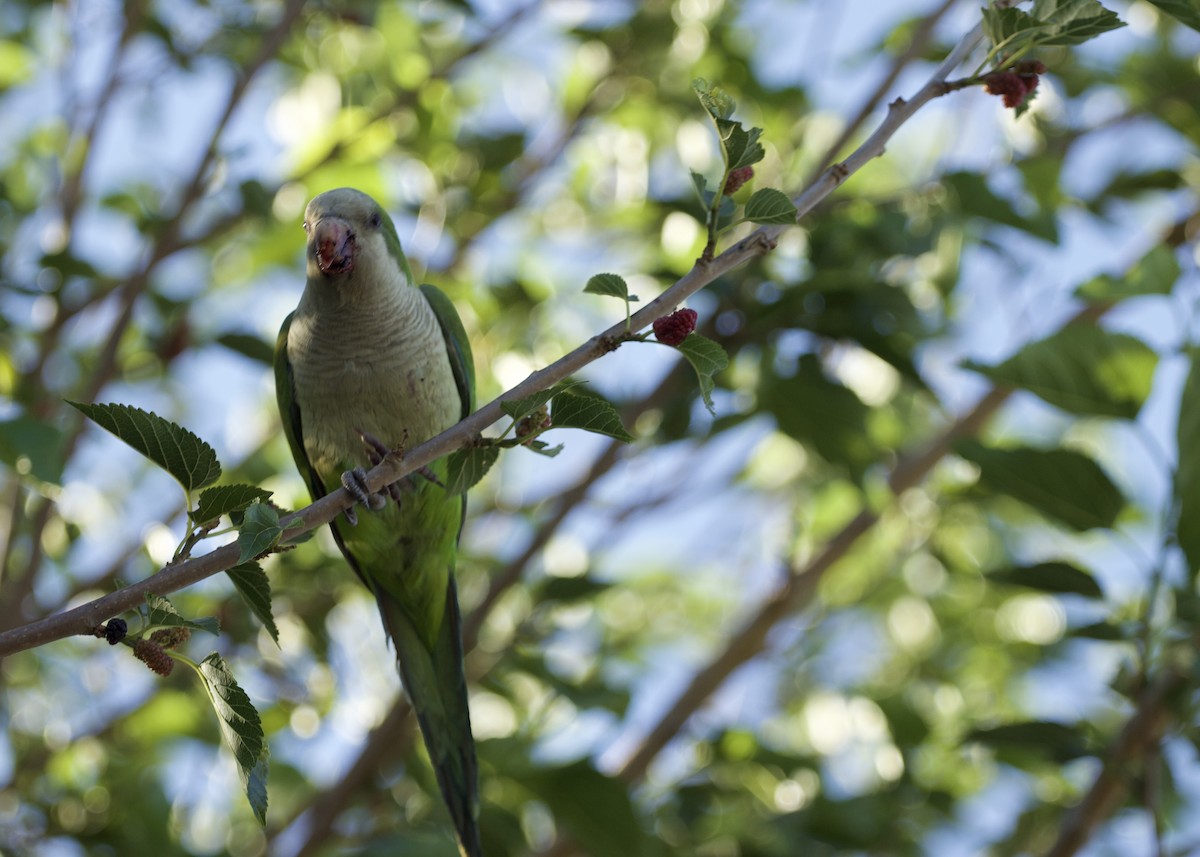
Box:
left=368, top=212, right=382, bottom=229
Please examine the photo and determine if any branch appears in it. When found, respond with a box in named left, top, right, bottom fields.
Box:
left=1044, top=668, right=1184, bottom=857
left=0, top=0, right=981, bottom=658
left=272, top=368, right=680, bottom=855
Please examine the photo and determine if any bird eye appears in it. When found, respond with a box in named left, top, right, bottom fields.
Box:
left=368, top=212, right=382, bottom=229
left=302, top=220, right=310, bottom=233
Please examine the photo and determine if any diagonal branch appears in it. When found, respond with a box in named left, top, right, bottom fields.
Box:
left=0, top=0, right=990, bottom=659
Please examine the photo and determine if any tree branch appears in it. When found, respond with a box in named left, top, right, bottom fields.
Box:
left=1044, top=668, right=1184, bottom=857
left=0, top=0, right=982, bottom=659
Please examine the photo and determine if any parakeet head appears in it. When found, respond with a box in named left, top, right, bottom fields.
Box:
left=302, top=188, right=412, bottom=287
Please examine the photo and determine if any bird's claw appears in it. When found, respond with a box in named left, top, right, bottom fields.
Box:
left=354, top=428, right=405, bottom=504
left=340, top=466, right=387, bottom=525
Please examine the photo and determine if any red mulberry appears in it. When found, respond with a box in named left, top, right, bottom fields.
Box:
left=653, top=308, right=698, bottom=346
left=724, top=166, right=754, bottom=194
left=133, top=639, right=175, bottom=677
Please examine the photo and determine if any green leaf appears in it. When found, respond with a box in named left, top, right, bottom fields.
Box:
left=445, top=446, right=499, bottom=494
left=725, top=124, right=764, bottom=170
left=584, top=273, right=636, bottom=303
left=145, top=594, right=220, bottom=636
left=1176, top=350, right=1200, bottom=578
left=744, top=188, right=798, bottom=225
left=963, top=326, right=1157, bottom=420
left=523, top=440, right=564, bottom=457
left=1029, top=0, right=1126, bottom=46
left=1070, top=621, right=1125, bottom=640
left=692, top=77, right=735, bottom=122
left=942, top=172, right=1057, bottom=242
left=226, top=561, right=279, bottom=644
left=551, top=391, right=634, bottom=442
left=68, top=401, right=221, bottom=492
left=536, top=575, right=611, bottom=604
left=984, top=0, right=1125, bottom=52
left=197, top=653, right=268, bottom=824
left=236, top=502, right=282, bottom=563
left=676, top=334, right=730, bottom=416
left=192, top=484, right=273, bottom=526
left=1075, top=245, right=1181, bottom=302
left=966, top=720, right=1089, bottom=763
left=989, top=561, right=1104, bottom=598
left=216, top=333, right=275, bottom=366
left=958, top=441, right=1125, bottom=531
left=0, top=415, right=66, bottom=484
left=1143, top=0, right=1200, bottom=33
left=501, top=380, right=585, bottom=421
left=982, top=5, right=1038, bottom=48
left=760, top=354, right=875, bottom=481
left=523, top=760, right=649, bottom=857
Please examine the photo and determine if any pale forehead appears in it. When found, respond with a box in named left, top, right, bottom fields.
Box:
left=304, top=187, right=377, bottom=220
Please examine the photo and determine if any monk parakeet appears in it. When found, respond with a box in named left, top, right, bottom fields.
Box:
left=274, top=188, right=480, bottom=856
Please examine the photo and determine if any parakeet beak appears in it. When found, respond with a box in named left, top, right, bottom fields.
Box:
left=313, top=218, right=355, bottom=275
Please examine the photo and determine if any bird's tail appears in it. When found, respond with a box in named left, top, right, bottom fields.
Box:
left=376, top=577, right=482, bottom=857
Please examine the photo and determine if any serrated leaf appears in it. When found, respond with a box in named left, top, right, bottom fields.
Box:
left=676, top=334, right=730, bottom=416
left=192, top=484, right=273, bottom=526
left=227, top=561, right=279, bottom=644
left=984, top=0, right=1124, bottom=51
left=744, top=188, right=798, bottom=225
left=989, top=561, right=1103, bottom=598
left=958, top=441, right=1125, bottom=531
left=198, top=653, right=267, bottom=824
left=1075, top=245, right=1181, bottom=302
left=68, top=401, right=221, bottom=492
left=1030, top=0, right=1126, bottom=46
left=584, top=273, right=631, bottom=302
left=725, top=124, right=765, bottom=170
left=692, top=77, right=735, bottom=121
left=501, top=379, right=585, bottom=421
left=963, top=326, right=1157, bottom=420
left=236, top=502, right=282, bottom=563
left=1143, top=0, right=1200, bottom=32
left=445, top=446, right=499, bottom=494
left=551, top=391, right=634, bottom=442
left=1176, top=350, right=1200, bottom=578
left=145, top=593, right=220, bottom=636
left=982, top=5, right=1038, bottom=48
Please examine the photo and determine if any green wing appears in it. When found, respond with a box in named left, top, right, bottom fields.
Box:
left=419, top=284, right=475, bottom=419
left=274, top=311, right=328, bottom=501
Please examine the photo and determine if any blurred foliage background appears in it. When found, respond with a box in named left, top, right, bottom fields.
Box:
left=1, top=0, right=1200, bottom=855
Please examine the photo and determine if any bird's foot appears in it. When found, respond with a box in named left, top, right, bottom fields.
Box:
left=340, top=466, right=387, bottom=525
left=354, top=428, right=444, bottom=504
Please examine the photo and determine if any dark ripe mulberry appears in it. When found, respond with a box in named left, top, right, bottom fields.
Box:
left=133, top=639, right=175, bottom=677
left=653, top=308, right=698, bottom=346
left=724, top=166, right=754, bottom=194
left=150, top=627, right=192, bottom=650
left=984, top=70, right=1040, bottom=110
left=104, top=618, right=128, bottom=645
